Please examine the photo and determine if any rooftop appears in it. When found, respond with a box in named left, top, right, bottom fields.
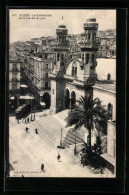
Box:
left=94, top=82, right=116, bottom=93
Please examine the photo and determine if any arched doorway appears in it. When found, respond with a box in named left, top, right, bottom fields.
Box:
left=64, top=89, right=70, bottom=109
left=71, top=91, right=76, bottom=108
left=107, top=73, right=111, bottom=81
left=43, top=92, right=50, bottom=108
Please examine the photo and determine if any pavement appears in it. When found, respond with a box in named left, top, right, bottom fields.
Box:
left=9, top=110, right=107, bottom=178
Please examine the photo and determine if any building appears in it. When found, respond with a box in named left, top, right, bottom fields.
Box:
left=50, top=16, right=99, bottom=114
left=49, top=17, right=70, bottom=114
left=23, top=53, right=55, bottom=107
left=31, top=38, right=42, bottom=45
left=49, top=16, right=116, bottom=176
left=97, top=44, right=110, bottom=58
left=97, top=30, right=116, bottom=58
left=93, top=82, right=116, bottom=176
left=9, top=59, right=21, bottom=110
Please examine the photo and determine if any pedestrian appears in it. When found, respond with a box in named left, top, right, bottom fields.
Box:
left=57, top=153, right=61, bottom=162
left=26, top=127, right=28, bottom=133
left=41, top=163, right=44, bottom=172
left=35, top=128, right=38, bottom=134
left=74, top=147, right=76, bottom=155
left=28, top=117, right=29, bottom=123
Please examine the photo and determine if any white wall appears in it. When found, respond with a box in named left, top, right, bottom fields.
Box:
left=93, top=87, right=116, bottom=121
left=107, top=121, right=116, bottom=158
left=96, top=58, right=116, bottom=80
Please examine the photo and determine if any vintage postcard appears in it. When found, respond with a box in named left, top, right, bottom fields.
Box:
left=9, top=9, right=116, bottom=178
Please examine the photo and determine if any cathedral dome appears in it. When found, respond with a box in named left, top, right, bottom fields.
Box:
left=86, top=11, right=96, bottom=23
left=58, top=17, right=66, bottom=28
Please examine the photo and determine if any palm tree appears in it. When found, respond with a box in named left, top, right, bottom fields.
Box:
left=65, top=95, right=111, bottom=149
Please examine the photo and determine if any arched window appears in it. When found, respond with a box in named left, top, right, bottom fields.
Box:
left=75, top=67, right=77, bottom=77
left=71, top=91, right=76, bottom=107
left=107, top=103, right=113, bottom=119
left=72, top=66, right=74, bottom=76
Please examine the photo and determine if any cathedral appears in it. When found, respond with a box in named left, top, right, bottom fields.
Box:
left=49, top=15, right=99, bottom=114
left=49, top=16, right=116, bottom=176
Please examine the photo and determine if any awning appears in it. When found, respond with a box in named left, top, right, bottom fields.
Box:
left=20, top=84, right=28, bottom=88
left=20, top=95, right=34, bottom=100
left=101, top=153, right=115, bottom=166
left=10, top=96, right=15, bottom=100
left=40, top=102, right=46, bottom=106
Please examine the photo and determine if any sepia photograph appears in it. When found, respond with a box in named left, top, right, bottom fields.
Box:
left=8, top=9, right=116, bottom=178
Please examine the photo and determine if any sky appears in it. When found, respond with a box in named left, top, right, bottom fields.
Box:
left=9, top=9, right=116, bottom=43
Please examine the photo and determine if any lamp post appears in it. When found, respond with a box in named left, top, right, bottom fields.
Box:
left=57, top=128, right=65, bottom=149
left=33, top=105, right=35, bottom=121
left=60, top=128, right=63, bottom=146
left=31, top=99, right=32, bottom=119
left=33, top=109, right=35, bottom=120
left=30, top=95, right=34, bottom=121
left=74, top=135, right=77, bottom=155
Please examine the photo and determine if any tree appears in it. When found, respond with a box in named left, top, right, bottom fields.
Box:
left=65, top=95, right=111, bottom=149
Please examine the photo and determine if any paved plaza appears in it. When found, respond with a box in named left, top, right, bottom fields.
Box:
left=9, top=110, right=106, bottom=177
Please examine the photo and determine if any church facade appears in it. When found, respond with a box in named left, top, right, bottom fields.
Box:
left=49, top=17, right=99, bottom=114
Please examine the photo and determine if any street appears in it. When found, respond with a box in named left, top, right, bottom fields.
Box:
left=9, top=110, right=106, bottom=177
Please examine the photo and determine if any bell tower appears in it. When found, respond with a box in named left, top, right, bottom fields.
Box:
left=80, top=13, right=99, bottom=86
left=49, top=17, right=69, bottom=114
left=56, top=16, right=68, bottom=48
left=54, top=17, right=68, bottom=73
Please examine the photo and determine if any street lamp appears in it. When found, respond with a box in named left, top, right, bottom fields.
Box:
left=31, top=99, right=32, bottom=119
left=33, top=107, right=35, bottom=120
left=57, top=128, right=65, bottom=149
left=74, top=135, right=77, bottom=155
left=60, top=128, right=63, bottom=146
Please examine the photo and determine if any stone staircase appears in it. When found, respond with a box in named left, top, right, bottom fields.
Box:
left=30, top=109, right=85, bottom=148
left=63, top=128, right=84, bottom=147
left=34, top=114, right=64, bottom=145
